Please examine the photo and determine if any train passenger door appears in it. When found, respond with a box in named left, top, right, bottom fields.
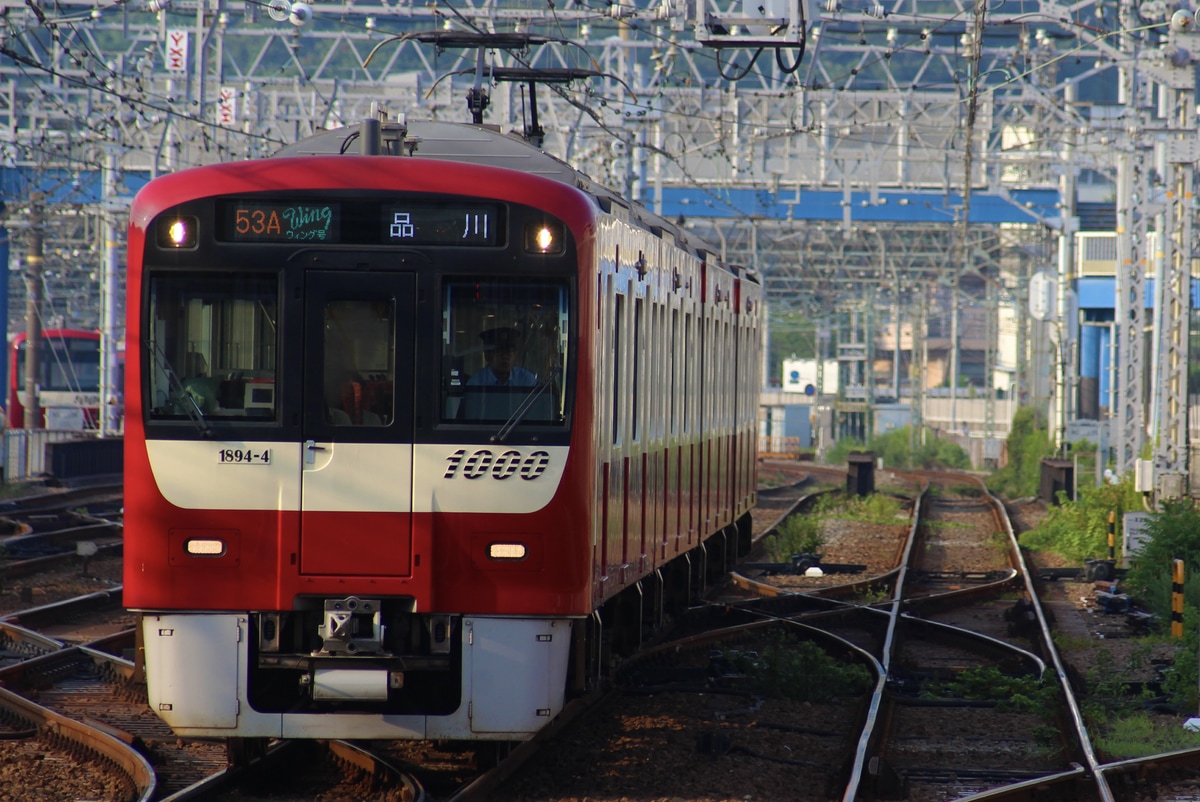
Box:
left=299, top=270, right=416, bottom=577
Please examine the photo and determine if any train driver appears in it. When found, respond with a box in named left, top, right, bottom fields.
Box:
left=180, top=351, right=220, bottom=413
left=467, top=327, right=537, bottom=387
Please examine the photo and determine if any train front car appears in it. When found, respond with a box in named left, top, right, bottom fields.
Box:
left=125, top=118, right=761, bottom=748
left=9, top=329, right=104, bottom=429
left=124, top=122, right=593, bottom=743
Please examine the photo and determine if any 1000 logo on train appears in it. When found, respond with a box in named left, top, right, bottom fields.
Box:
left=443, top=448, right=551, bottom=480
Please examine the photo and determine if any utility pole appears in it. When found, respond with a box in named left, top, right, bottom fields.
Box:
left=910, top=284, right=926, bottom=460
left=950, top=284, right=960, bottom=433
left=101, top=150, right=122, bottom=436
left=23, top=195, right=43, bottom=430
left=1149, top=30, right=1198, bottom=498
left=1115, top=1, right=1151, bottom=476
left=1056, top=80, right=1078, bottom=453
left=985, top=276, right=997, bottom=440
left=952, top=0, right=985, bottom=439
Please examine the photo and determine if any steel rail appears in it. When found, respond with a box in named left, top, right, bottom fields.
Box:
left=0, top=681, right=156, bottom=801
left=738, top=470, right=1094, bottom=799
left=0, top=586, right=123, bottom=628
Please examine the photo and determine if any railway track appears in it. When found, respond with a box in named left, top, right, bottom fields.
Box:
left=9, top=465, right=1200, bottom=800
left=0, top=639, right=428, bottom=802
left=0, top=586, right=234, bottom=799
left=0, top=482, right=123, bottom=513
left=874, top=477, right=1067, bottom=800
left=0, top=484, right=436, bottom=802
left=160, top=739, right=425, bottom=802
left=0, top=677, right=155, bottom=802
left=481, top=464, right=1200, bottom=801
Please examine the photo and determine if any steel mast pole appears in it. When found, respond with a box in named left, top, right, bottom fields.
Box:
left=100, top=150, right=121, bottom=436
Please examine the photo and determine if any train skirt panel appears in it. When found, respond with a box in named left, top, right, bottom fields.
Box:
left=142, top=613, right=573, bottom=740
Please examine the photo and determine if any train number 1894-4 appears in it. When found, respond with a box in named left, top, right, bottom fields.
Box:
left=219, top=449, right=271, bottom=464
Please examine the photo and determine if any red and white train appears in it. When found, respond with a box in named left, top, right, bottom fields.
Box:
left=124, top=118, right=761, bottom=749
left=8, top=329, right=103, bottom=429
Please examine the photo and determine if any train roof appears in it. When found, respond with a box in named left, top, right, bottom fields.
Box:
left=274, top=119, right=758, bottom=286
left=275, top=119, right=579, bottom=184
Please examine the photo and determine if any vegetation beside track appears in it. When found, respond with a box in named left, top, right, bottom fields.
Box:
left=1017, top=478, right=1200, bottom=755
left=716, top=631, right=873, bottom=703
left=986, top=407, right=1056, bottom=499
left=823, top=425, right=970, bottom=470
left=762, top=492, right=907, bottom=563
left=1017, top=479, right=1141, bottom=564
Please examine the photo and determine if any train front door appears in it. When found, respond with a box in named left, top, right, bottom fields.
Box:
left=299, top=269, right=416, bottom=577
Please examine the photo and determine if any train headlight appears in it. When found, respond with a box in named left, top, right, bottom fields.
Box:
left=487, top=542, right=528, bottom=561
left=524, top=222, right=564, bottom=254
left=157, top=216, right=198, bottom=249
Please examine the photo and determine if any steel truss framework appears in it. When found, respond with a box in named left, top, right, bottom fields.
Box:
left=0, top=0, right=1196, bottom=480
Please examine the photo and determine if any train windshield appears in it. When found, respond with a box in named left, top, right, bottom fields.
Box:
left=145, top=273, right=279, bottom=421
left=441, top=280, right=569, bottom=425
left=15, top=337, right=100, bottom=392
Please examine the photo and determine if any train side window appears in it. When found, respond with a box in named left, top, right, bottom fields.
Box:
left=440, top=279, right=569, bottom=426
left=613, top=292, right=624, bottom=445
left=683, top=309, right=693, bottom=434
left=655, top=302, right=666, bottom=440
left=670, top=308, right=679, bottom=437
left=145, top=272, right=279, bottom=423
left=632, top=296, right=642, bottom=443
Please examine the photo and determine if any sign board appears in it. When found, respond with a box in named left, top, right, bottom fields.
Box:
left=217, top=87, right=237, bottom=126
left=45, top=406, right=85, bottom=431
left=1064, top=419, right=1108, bottom=449
left=1029, top=270, right=1057, bottom=321
left=165, top=30, right=188, bottom=72
left=1123, top=511, right=1152, bottom=566
left=781, top=358, right=837, bottom=395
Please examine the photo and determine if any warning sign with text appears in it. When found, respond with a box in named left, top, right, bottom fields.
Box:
left=166, top=30, right=188, bottom=72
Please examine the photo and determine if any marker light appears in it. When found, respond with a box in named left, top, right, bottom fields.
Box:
left=185, top=538, right=226, bottom=556
left=487, top=542, right=528, bottom=561
left=524, top=221, right=564, bottom=254
left=158, top=216, right=198, bottom=249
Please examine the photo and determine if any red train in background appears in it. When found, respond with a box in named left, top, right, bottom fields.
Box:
left=8, top=329, right=104, bottom=429
left=124, top=116, right=761, bottom=752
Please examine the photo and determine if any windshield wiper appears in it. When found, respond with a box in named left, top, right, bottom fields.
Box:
left=492, top=367, right=559, bottom=443
left=147, top=340, right=213, bottom=438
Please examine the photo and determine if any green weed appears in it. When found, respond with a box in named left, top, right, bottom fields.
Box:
left=921, top=665, right=1058, bottom=717
left=1093, top=712, right=1200, bottom=759
left=744, top=632, right=873, bottom=702
left=764, top=514, right=823, bottom=562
